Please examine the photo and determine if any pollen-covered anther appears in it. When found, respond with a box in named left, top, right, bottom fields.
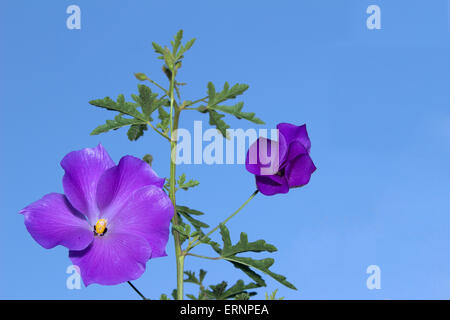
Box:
left=94, top=219, right=108, bottom=236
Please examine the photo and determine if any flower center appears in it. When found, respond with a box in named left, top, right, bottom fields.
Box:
left=94, top=219, right=108, bottom=236
left=276, top=168, right=285, bottom=176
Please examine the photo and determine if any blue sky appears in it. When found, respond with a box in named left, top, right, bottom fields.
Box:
left=1, top=0, right=450, bottom=299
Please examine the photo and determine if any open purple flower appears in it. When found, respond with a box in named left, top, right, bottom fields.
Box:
left=245, top=123, right=316, bottom=196
left=19, top=144, right=173, bottom=286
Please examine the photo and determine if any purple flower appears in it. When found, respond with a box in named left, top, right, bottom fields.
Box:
left=19, top=144, right=174, bottom=286
left=245, top=123, right=316, bottom=196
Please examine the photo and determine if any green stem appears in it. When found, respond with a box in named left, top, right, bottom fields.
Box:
left=168, top=69, right=184, bottom=300
left=147, top=78, right=170, bottom=96
left=181, top=96, right=208, bottom=109
left=188, top=190, right=259, bottom=251
left=185, top=252, right=222, bottom=260
left=148, top=121, right=170, bottom=141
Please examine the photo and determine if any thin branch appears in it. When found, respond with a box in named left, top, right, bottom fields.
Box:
left=185, top=252, right=222, bottom=260
left=188, top=190, right=259, bottom=251
left=148, top=121, right=170, bottom=141
left=146, top=78, right=170, bottom=96
left=127, top=281, right=147, bottom=300
left=181, top=96, right=208, bottom=110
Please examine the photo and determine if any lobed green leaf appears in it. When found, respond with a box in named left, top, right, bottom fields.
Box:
left=127, top=124, right=148, bottom=141
left=211, top=102, right=265, bottom=124
left=177, top=205, right=209, bottom=231
left=90, top=95, right=147, bottom=121
left=207, top=224, right=297, bottom=290
left=90, top=114, right=146, bottom=136
left=177, top=173, right=200, bottom=191
left=208, top=110, right=230, bottom=138
left=205, top=280, right=259, bottom=300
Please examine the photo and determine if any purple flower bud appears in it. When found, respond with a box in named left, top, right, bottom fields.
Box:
left=245, top=123, right=316, bottom=196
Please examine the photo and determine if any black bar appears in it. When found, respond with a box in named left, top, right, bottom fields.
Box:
left=0, top=300, right=448, bottom=319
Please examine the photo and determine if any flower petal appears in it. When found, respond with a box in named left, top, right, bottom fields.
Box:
left=285, top=140, right=309, bottom=162
left=107, top=185, right=174, bottom=258
left=285, top=154, right=316, bottom=188
left=96, top=156, right=166, bottom=218
left=69, top=232, right=152, bottom=286
left=246, top=135, right=287, bottom=176
left=61, top=144, right=115, bottom=222
left=19, top=193, right=93, bottom=250
left=255, top=174, right=289, bottom=196
left=277, top=123, right=311, bottom=152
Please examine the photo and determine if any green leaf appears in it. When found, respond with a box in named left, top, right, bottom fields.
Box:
left=136, top=84, right=159, bottom=118
left=152, top=41, right=176, bottom=69
left=221, top=230, right=277, bottom=256
left=177, top=173, right=200, bottom=191
left=171, top=30, right=183, bottom=55
left=206, top=82, right=249, bottom=107
left=221, top=280, right=259, bottom=300
left=230, top=261, right=266, bottom=287
left=127, top=124, right=148, bottom=141
left=173, top=224, right=190, bottom=237
left=174, top=214, right=189, bottom=245
left=211, top=102, right=264, bottom=124
left=205, top=281, right=227, bottom=300
left=208, top=110, right=230, bottom=138
left=176, top=205, right=205, bottom=216
left=90, top=92, right=166, bottom=140
left=163, top=48, right=176, bottom=69
left=234, top=293, right=253, bottom=300
left=201, top=82, right=263, bottom=136
left=152, top=42, right=166, bottom=57
left=177, top=38, right=196, bottom=60
left=90, top=114, right=146, bottom=136
left=153, top=30, right=195, bottom=75
left=265, top=289, right=284, bottom=300
left=156, top=105, right=170, bottom=133
left=90, top=95, right=147, bottom=121
left=180, top=180, right=199, bottom=190
left=207, top=82, right=216, bottom=101
left=176, top=205, right=209, bottom=231
left=205, top=280, right=259, bottom=300
left=184, top=38, right=196, bottom=52
left=199, top=269, right=207, bottom=283
left=210, top=224, right=297, bottom=290
left=131, top=84, right=168, bottom=122
left=162, top=65, right=172, bottom=80
left=178, top=173, right=186, bottom=185
left=184, top=270, right=200, bottom=285
left=184, top=269, right=209, bottom=300
left=183, top=269, right=259, bottom=300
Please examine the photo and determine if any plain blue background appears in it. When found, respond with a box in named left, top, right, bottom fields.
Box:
left=1, top=0, right=449, bottom=299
